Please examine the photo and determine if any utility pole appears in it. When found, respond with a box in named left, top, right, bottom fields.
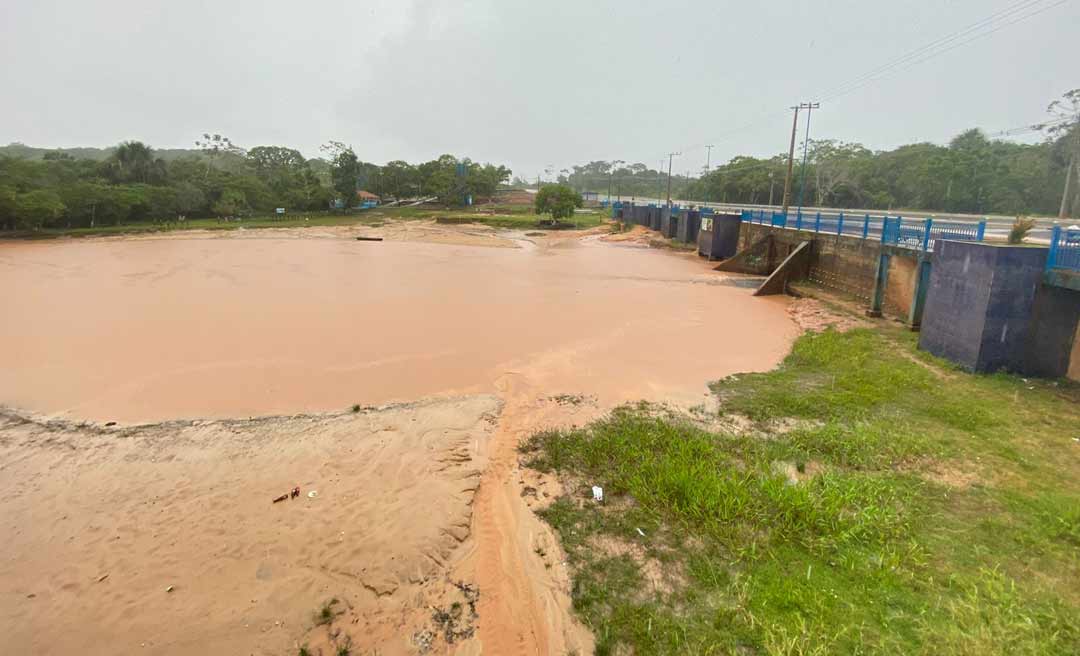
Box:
left=1061, top=153, right=1076, bottom=219
left=780, top=105, right=800, bottom=215
left=666, top=152, right=680, bottom=205
left=795, top=102, right=820, bottom=218
left=658, top=160, right=664, bottom=205
left=704, top=145, right=714, bottom=175
left=768, top=171, right=776, bottom=206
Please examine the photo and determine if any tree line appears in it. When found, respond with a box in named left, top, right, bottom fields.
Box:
left=556, top=91, right=1080, bottom=217
left=0, top=136, right=512, bottom=231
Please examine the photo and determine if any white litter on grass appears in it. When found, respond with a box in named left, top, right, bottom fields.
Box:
left=307, top=491, right=318, bottom=499
left=636, top=528, right=646, bottom=537
left=591, top=486, right=603, bottom=502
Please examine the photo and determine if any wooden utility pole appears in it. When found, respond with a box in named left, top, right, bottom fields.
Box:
left=666, top=152, right=680, bottom=205
left=781, top=105, right=800, bottom=215
left=1060, top=151, right=1076, bottom=219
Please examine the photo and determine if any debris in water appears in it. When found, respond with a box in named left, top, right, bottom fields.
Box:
left=165, top=585, right=174, bottom=593
left=290, top=486, right=300, bottom=499
left=272, top=493, right=289, bottom=503
left=308, top=490, right=319, bottom=499
left=97, top=574, right=109, bottom=583
left=355, top=236, right=383, bottom=242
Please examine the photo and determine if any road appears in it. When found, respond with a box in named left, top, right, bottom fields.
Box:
left=600, top=195, right=1076, bottom=243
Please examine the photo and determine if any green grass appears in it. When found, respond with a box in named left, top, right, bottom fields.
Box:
left=522, top=328, right=1080, bottom=655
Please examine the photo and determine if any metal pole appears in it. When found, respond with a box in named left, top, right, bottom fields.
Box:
left=705, top=145, right=714, bottom=175
left=795, top=102, right=819, bottom=219
left=781, top=106, right=800, bottom=215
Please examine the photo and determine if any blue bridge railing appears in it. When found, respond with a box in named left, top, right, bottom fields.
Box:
left=739, top=209, right=986, bottom=253
left=1047, top=226, right=1080, bottom=272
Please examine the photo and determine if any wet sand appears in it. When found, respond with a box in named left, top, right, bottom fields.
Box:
left=0, top=224, right=798, bottom=655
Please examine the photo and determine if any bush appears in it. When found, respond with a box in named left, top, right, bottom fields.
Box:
left=1008, top=216, right=1036, bottom=244
left=534, top=185, right=583, bottom=223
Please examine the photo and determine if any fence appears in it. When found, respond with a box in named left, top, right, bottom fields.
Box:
left=1047, top=226, right=1080, bottom=272
left=740, top=209, right=986, bottom=253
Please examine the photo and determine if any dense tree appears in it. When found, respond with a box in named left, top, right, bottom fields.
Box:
left=13, top=190, right=65, bottom=230
left=535, top=185, right=582, bottom=222
left=212, top=188, right=247, bottom=217
left=105, top=141, right=167, bottom=185
left=321, top=141, right=361, bottom=209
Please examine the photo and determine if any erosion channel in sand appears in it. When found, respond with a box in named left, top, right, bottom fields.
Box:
left=0, top=224, right=797, bottom=655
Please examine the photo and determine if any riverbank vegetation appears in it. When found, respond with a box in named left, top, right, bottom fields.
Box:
left=0, top=138, right=511, bottom=231
left=0, top=204, right=604, bottom=240
left=522, top=326, right=1080, bottom=655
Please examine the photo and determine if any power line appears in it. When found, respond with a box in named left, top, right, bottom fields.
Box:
left=813, top=0, right=1055, bottom=101
left=817, top=0, right=1070, bottom=102
left=654, top=0, right=1069, bottom=166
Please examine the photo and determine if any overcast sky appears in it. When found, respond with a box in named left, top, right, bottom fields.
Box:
left=1, top=0, right=1076, bottom=179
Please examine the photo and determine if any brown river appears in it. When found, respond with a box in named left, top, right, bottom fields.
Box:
left=0, top=229, right=796, bottom=422
left=0, top=226, right=799, bottom=655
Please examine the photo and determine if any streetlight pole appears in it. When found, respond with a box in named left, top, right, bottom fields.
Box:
left=795, top=102, right=820, bottom=219
left=705, top=145, right=714, bottom=174
left=609, top=159, right=625, bottom=204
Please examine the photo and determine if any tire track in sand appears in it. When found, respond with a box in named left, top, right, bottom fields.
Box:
left=456, top=372, right=593, bottom=655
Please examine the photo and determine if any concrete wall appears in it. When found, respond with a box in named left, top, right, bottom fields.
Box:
left=1026, top=284, right=1080, bottom=378
left=1071, top=326, right=1080, bottom=380
left=919, top=241, right=1047, bottom=373
left=738, top=223, right=918, bottom=313
left=808, top=233, right=881, bottom=302
left=884, top=255, right=918, bottom=318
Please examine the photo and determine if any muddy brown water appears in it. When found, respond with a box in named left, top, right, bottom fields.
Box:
left=0, top=233, right=796, bottom=422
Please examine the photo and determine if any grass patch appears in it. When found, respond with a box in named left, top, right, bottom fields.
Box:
left=523, top=328, right=1080, bottom=654
left=313, top=597, right=340, bottom=626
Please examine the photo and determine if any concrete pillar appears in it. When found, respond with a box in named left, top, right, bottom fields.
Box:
left=867, top=252, right=891, bottom=317
left=907, top=258, right=932, bottom=329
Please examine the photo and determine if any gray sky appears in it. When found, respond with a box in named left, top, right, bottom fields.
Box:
left=1, top=0, right=1076, bottom=180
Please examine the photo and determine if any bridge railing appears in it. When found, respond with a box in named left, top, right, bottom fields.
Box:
left=1047, top=226, right=1080, bottom=272
left=739, top=209, right=986, bottom=252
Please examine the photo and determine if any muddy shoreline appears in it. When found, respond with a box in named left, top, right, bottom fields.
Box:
left=0, top=223, right=798, bottom=654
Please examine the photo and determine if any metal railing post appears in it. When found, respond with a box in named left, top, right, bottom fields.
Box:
left=863, top=214, right=870, bottom=239
left=838, top=211, right=845, bottom=236
left=1048, top=225, right=1061, bottom=270
left=795, top=210, right=803, bottom=231
left=922, top=218, right=933, bottom=252
left=977, top=219, right=986, bottom=241
left=814, top=212, right=821, bottom=232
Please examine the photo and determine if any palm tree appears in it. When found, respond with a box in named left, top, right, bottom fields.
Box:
left=107, top=141, right=165, bottom=184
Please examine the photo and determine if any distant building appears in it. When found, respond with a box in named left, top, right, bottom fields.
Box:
left=356, top=190, right=380, bottom=209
